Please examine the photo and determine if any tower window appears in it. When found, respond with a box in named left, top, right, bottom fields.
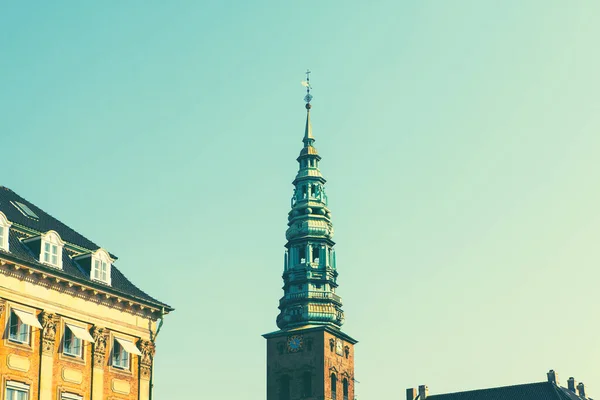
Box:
left=343, top=378, right=349, bottom=400
left=302, top=185, right=307, bottom=199
left=312, top=246, right=320, bottom=264
left=331, top=373, right=337, bottom=400
left=312, top=184, right=320, bottom=198
left=303, top=372, right=312, bottom=397
left=299, top=247, right=306, bottom=264
left=280, top=375, right=291, bottom=400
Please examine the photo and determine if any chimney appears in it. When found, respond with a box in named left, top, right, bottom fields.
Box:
left=568, top=378, right=576, bottom=393
left=577, top=383, right=586, bottom=398
left=419, top=385, right=429, bottom=400
left=547, top=370, right=558, bottom=385
left=407, top=388, right=418, bottom=400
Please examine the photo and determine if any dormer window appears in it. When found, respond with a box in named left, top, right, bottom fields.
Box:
left=0, top=212, right=11, bottom=251
left=40, top=231, right=64, bottom=269
left=44, top=242, right=59, bottom=265
left=94, top=259, right=108, bottom=281
left=91, top=249, right=113, bottom=285
left=73, top=248, right=113, bottom=286
left=23, top=230, right=64, bottom=269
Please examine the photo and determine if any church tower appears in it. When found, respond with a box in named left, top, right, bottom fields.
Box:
left=264, top=73, right=357, bottom=400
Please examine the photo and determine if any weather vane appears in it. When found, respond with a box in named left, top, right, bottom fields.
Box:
left=301, top=69, right=313, bottom=104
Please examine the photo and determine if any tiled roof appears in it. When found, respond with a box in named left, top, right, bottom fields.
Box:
left=0, top=186, right=102, bottom=252
left=0, top=186, right=171, bottom=310
left=428, top=382, right=577, bottom=400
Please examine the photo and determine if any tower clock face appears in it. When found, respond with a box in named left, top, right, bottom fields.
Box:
left=335, top=339, right=343, bottom=355
left=287, top=335, right=304, bottom=352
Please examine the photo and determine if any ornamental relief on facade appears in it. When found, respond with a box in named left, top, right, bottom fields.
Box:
left=91, top=326, right=108, bottom=366
left=41, top=311, right=58, bottom=354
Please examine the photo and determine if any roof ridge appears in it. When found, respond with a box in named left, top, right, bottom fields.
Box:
left=429, top=381, right=551, bottom=397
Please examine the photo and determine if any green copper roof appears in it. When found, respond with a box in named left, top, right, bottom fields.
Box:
left=276, top=99, right=345, bottom=330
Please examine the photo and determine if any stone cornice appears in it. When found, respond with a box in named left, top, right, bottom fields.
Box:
left=263, top=325, right=358, bottom=344
left=0, top=256, right=167, bottom=318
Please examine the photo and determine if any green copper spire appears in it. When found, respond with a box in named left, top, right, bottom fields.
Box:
left=276, top=73, right=344, bottom=330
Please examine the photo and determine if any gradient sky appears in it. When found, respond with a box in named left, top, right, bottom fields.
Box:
left=2, top=2, right=600, bottom=399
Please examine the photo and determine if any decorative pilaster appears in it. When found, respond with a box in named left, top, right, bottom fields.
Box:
left=39, top=311, right=58, bottom=400
left=91, top=326, right=108, bottom=367
left=138, top=340, right=156, bottom=400
left=40, top=312, right=57, bottom=354
left=138, top=340, right=155, bottom=379
left=91, top=326, right=108, bottom=400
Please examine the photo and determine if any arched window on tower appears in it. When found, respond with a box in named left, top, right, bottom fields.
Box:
left=312, top=246, right=320, bottom=264
left=312, top=184, right=320, bottom=199
left=343, top=378, right=349, bottom=400
left=280, top=375, right=291, bottom=400
left=303, top=371, right=312, bottom=397
left=331, top=373, right=337, bottom=400
left=299, top=247, right=306, bottom=264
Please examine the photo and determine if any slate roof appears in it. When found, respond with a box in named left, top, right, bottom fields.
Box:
left=427, top=382, right=582, bottom=400
left=0, top=186, right=172, bottom=310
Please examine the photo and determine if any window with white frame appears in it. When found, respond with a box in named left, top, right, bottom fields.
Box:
left=93, top=259, right=108, bottom=282
left=43, top=242, right=59, bottom=265
left=0, top=226, right=6, bottom=250
left=60, top=392, right=82, bottom=400
left=112, top=337, right=141, bottom=370
left=63, top=326, right=82, bottom=357
left=112, top=338, right=130, bottom=369
left=0, top=212, right=11, bottom=251
left=5, top=381, right=29, bottom=400
left=8, top=309, right=43, bottom=344
left=91, top=249, right=112, bottom=285
left=40, top=231, right=64, bottom=269
left=63, top=323, right=94, bottom=358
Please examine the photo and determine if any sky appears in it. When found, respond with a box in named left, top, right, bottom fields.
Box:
left=2, top=1, right=600, bottom=398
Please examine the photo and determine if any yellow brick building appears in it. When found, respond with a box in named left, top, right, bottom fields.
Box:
left=0, top=186, right=172, bottom=400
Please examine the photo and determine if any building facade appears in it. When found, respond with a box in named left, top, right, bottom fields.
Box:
left=0, top=187, right=172, bottom=400
left=263, top=78, right=357, bottom=400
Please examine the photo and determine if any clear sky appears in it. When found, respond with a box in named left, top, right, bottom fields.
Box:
left=2, top=1, right=600, bottom=399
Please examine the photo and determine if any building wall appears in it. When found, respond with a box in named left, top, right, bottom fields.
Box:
left=323, top=331, right=354, bottom=400
left=266, top=329, right=355, bottom=400
left=0, top=261, right=157, bottom=400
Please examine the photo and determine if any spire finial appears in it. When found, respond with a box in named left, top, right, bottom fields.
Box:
left=302, top=69, right=313, bottom=109
left=301, top=70, right=315, bottom=144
